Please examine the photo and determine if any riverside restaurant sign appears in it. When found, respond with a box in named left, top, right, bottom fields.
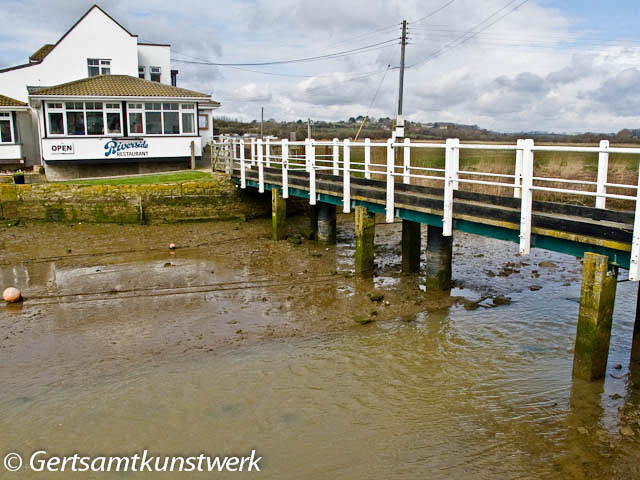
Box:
left=104, top=139, right=149, bottom=158
left=42, top=136, right=201, bottom=162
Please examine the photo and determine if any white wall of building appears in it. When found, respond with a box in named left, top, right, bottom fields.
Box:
left=137, top=45, right=171, bottom=85
left=0, top=7, right=139, bottom=102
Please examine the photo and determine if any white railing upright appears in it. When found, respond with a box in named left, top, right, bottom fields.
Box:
left=519, top=139, right=535, bottom=255
left=596, top=139, right=609, bottom=209
left=257, top=138, right=264, bottom=193
left=343, top=139, right=351, bottom=213
left=386, top=138, right=395, bottom=223
left=282, top=139, right=289, bottom=198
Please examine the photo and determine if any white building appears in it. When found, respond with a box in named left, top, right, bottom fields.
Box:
left=0, top=4, right=219, bottom=176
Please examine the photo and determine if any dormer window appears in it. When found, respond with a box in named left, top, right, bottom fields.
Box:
left=88, top=59, right=111, bottom=77
left=150, top=66, right=161, bottom=82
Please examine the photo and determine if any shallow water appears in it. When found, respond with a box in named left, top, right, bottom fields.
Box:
left=1, top=218, right=639, bottom=479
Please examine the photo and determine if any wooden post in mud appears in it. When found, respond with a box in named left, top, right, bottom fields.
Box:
left=573, top=252, right=617, bottom=381
left=272, top=188, right=286, bottom=241
left=425, top=225, right=452, bottom=290
left=402, top=220, right=421, bottom=273
left=317, top=202, right=337, bottom=244
left=309, top=205, right=318, bottom=239
left=631, top=283, right=640, bottom=364
left=354, top=206, right=375, bottom=276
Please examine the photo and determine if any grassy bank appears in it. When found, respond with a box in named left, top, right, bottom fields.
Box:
left=59, top=170, right=213, bottom=186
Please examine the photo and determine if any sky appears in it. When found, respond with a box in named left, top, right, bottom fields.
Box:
left=1, top=0, right=640, bottom=133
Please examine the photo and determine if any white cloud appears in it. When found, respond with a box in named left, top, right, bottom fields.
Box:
left=2, top=0, right=640, bottom=132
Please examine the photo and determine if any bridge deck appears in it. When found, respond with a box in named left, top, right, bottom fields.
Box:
left=233, top=166, right=633, bottom=270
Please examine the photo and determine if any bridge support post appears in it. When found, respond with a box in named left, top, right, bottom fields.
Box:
left=572, top=252, right=617, bottom=381
left=631, top=283, right=640, bottom=364
left=426, top=225, right=452, bottom=290
left=318, top=202, right=337, bottom=244
left=308, top=205, right=318, bottom=239
left=272, top=188, right=286, bottom=241
left=354, top=206, right=375, bottom=277
left=402, top=220, right=421, bottom=274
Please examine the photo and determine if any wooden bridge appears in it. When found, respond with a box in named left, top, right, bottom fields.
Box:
left=213, top=135, right=640, bottom=381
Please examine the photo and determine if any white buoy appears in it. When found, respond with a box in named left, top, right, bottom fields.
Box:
left=3, top=287, right=22, bottom=303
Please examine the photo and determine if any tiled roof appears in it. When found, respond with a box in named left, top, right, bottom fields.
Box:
left=0, top=95, right=28, bottom=107
left=29, top=44, right=55, bottom=62
left=30, top=75, right=217, bottom=101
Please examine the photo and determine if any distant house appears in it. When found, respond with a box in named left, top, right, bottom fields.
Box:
left=0, top=4, right=220, bottom=178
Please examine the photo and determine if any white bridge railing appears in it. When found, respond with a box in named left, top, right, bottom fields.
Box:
left=213, top=135, right=640, bottom=282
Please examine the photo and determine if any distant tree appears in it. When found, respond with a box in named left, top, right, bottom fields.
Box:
left=348, top=117, right=356, bottom=123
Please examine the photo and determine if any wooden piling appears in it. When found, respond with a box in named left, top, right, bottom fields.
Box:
left=632, top=283, right=640, bottom=364
left=426, top=225, right=452, bottom=290
left=272, top=188, right=286, bottom=241
left=402, top=219, right=421, bottom=274
left=318, top=202, right=337, bottom=244
left=573, top=252, right=617, bottom=381
left=354, top=206, right=375, bottom=276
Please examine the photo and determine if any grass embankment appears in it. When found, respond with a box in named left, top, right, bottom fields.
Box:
left=59, top=171, right=213, bottom=186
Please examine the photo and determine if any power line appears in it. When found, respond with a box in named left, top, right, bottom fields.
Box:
left=409, top=0, right=457, bottom=25
left=170, top=38, right=399, bottom=68
left=407, top=0, right=530, bottom=68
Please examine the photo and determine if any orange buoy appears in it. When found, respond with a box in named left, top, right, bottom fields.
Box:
left=169, top=243, right=176, bottom=250
left=3, top=287, right=22, bottom=303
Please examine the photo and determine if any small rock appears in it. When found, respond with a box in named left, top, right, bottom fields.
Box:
left=610, top=393, right=623, bottom=400
left=367, top=292, right=384, bottom=302
left=354, top=315, right=374, bottom=325
left=529, top=285, right=542, bottom=291
left=3, top=287, right=22, bottom=303
left=620, top=426, right=634, bottom=437
left=287, top=235, right=302, bottom=245
left=169, top=243, right=176, bottom=250
left=539, top=261, right=557, bottom=269
left=464, top=301, right=480, bottom=311
left=615, top=364, right=623, bottom=370
left=577, top=427, right=589, bottom=435
left=163, top=262, right=172, bottom=267
left=384, top=300, right=390, bottom=306
left=492, top=295, right=511, bottom=306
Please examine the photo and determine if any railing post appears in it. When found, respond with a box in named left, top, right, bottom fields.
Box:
left=364, top=138, right=371, bottom=180
left=514, top=139, right=523, bottom=198
left=240, top=139, right=246, bottom=189
left=596, top=140, right=609, bottom=209
left=251, top=138, right=256, bottom=166
left=386, top=138, right=395, bottom=223
left=451, top=138, right=460, bottom=190
left=265, top=138, right=271, bottom=168
left=403, top=137, right=411, bottom=184
left=519, top=139, right=535, bottom=255
left=332, top=138, right=339, bottom=176
left=443, top=138, right=456, bottom=236
left=305, top=138, right=311, bottom=173
left=343, top=139, right=351, bottom=213
left=308, top=139, right=316, bottom=205
left=630, top=165, right=640, bottom=281
left=282, top=139, right=289, bottom=199
left=257, top=138, right=264, bottom=193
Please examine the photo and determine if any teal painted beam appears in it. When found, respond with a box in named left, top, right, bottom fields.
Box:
left=235, top=178, right=631, bottom=270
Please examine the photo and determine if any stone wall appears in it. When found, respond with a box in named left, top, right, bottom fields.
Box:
left=0, top=173, right=271, bottom=224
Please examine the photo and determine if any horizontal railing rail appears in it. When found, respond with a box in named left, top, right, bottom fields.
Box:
left=213, top=135, right=640, bottom=281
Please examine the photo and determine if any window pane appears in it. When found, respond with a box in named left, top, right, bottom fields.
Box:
left=145, top=112, right=162, bottom=134
left=145, top=103, right=161, bottom=111
left=86, top=112, right=104, bottom=135
left=0, top=120, right=11, bottom=142
left=88, top=66, right=99, bottom=77
left=66, top=112, right=85, bottom=135
left=101, top=67, right=110, bottom=75
left=88, top=59, right=99, bottom=66
left=182, top=113, right=195, bottom=134
left=163, top=112, right=179, bottom=134
left=107, top=113, right=121, bottom=134
left=163, top=103, right=178, bottom=110
left=150, top=72, right=160, bottom=82
left=48, top=112, right=64, bottom=134
left=129, top=112, right=143, bottom=134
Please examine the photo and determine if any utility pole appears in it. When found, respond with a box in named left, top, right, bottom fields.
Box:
left=396, top=19, right=407, bottom=138
left=260, top=106, right=264, bottom=139
left=307, top=118, right=312, bottom=139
